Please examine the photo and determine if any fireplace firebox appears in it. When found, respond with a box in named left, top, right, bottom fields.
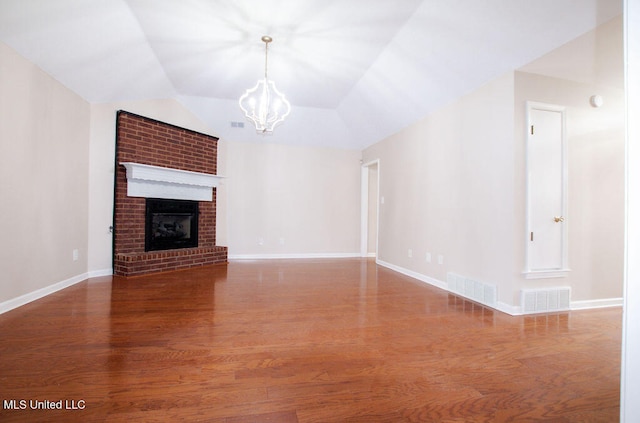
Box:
left=145, top=198, right=199, bottom=252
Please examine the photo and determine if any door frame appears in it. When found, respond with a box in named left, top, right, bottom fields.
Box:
left=524, top=101, right=570, bottom=278
left=360, top=159, right=380, bottom=258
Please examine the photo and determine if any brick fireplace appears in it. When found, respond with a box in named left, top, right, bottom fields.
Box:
left=113, top=111, right=227, bottom=277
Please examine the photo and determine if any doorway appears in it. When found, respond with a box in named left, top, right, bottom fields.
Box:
left=361, top=160, right=379, bottom=258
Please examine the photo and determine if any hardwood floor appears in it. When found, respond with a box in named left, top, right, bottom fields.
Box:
left=0, top=259, right=621, bottom=422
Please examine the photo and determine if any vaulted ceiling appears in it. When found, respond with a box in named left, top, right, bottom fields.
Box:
left=0, top=0, right=622, bottom=149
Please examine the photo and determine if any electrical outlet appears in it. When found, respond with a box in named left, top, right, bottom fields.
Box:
left=426, top=252, right=431, bottom=263
left=279, top=237, right=285, bottom=245
left=72, top=249, right=79, bottom=261
left=258, top=238, right=264, bottom=246
left=408, top=249, right=413, bottom=258
left=437, top=254, right=444, bottom=265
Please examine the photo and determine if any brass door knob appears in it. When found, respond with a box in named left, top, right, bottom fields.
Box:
left=554, top=216, right=565, bottom=223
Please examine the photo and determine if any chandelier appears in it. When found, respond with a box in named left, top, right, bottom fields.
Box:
left=239, top=36, right=291, bottom=134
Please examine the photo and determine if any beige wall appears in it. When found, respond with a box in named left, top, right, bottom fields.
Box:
left=220, top=140, right=361, bottom=257
left=361, top=17, right=624, bottom=310
left=0, top=41, right=90, bottom=304
left=362, top=72, right=517, bottom=306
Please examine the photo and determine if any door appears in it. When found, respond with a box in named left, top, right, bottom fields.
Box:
left=525, top=102, right=568, bottom=277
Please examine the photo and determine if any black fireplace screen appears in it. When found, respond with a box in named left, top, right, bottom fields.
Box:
left=145, top=198, right=199, bottom=251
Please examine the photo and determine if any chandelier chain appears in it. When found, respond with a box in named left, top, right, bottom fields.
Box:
left=264, top=41, right=268, bottom=79
left=262, top=35, right=272, bottom=79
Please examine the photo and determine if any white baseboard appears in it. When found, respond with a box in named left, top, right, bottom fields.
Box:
left=0, top=272, right=89, bottom=315
left=376, top=260, right=525, bottom=315
left=503, top=298, right=622, bottom=316
left=374, top=259, right=623, bottom=316
left=88, top=268, right=113, bottom=278
left=229, top=252, right=362, bottom=260
left=495, top=302, right=522, bottom=316
left=376, top=259, right=448, bottom=290
left=571, top=297, right=624, bottom=310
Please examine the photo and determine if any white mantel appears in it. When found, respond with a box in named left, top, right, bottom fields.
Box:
left=120, top=162, right=223, bottom=201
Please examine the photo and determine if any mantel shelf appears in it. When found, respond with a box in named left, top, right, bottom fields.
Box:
left=120, top=162, right=224, bottom=202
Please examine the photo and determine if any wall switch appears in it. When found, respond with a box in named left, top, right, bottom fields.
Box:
left=437, top=254, right=444, bottom=265
left=426, top=252, right=431, bottom=263
left=72, top=249, right=79, bottom=261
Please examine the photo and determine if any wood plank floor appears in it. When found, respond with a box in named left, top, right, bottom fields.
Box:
left=0, top=259, right=621, bottom=422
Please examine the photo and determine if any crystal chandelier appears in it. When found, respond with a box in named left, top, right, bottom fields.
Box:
left=239, top=36, right=291, bottom=134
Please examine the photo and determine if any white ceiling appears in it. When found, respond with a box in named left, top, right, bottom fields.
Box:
left=0, top=0, right=622, bottom=149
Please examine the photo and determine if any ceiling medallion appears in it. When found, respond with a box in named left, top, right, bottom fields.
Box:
left=239, top=36, right=291, bottom=134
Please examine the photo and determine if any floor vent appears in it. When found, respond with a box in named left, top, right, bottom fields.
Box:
left=446, top=273, right=497, bottom=307
left=521, top=288, right=571, bottom=314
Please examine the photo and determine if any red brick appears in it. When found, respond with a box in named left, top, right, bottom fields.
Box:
left=113, top=111, right=226, bottom=276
